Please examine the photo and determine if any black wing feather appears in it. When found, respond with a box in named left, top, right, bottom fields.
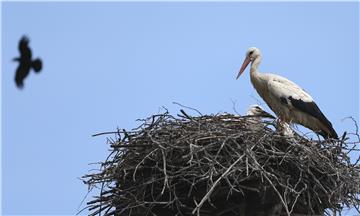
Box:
left=288, top=96, right=338, bottom=139
left=15, top=64, right=30, bottom=89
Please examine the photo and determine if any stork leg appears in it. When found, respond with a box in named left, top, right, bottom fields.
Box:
left=276, top=119, right=294, bottom=137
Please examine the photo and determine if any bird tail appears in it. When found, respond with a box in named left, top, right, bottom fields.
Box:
left=32, top=59, right=42, bottom=73
left=320, top=127, right=338, bottom=139
left=328, top=127, right=338, bottom=139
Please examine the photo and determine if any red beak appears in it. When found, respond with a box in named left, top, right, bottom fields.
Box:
left=236, top=56, right=251, bottom=79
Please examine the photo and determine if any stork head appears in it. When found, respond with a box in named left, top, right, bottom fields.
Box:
left=246, top=47, right=261, bottom=60
left=236, top=47, right=261, bottom=79
left=246, top=105, right=275, bottom=119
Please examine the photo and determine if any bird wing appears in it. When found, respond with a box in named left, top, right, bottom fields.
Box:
left=266, top=74, right=337, bottom=138
left=266, top=74, right=313, bottom=102
left=19, top=36, right=31, bottom=59
left=14, top=63, right=29, bottom=88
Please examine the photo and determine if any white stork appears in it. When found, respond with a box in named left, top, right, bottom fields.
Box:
left=237, top=47, right=338, bottom=139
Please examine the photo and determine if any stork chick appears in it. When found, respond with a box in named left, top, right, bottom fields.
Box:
left=246, top=105, right=274, bottom=121
left=245, top=105, right=274, bottom=131
left=247, top=105, right=295, bottom=137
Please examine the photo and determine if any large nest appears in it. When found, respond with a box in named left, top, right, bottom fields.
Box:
left=83, top=110, right=360, bottom=216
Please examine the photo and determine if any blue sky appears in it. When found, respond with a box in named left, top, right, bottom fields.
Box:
left=2, top=2, right=359, bottom=215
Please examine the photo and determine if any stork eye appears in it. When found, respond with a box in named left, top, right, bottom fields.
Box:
left=249, top=51, right=254, bottom=56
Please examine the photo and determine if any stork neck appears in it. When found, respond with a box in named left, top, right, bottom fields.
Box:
left=250, top=56, right=261, bottom=74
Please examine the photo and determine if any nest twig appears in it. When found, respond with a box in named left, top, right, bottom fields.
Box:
left=82, top=110, right=360, bottom=216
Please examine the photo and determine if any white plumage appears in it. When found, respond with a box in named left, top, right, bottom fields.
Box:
left=237, top=47, right=337, bottom=139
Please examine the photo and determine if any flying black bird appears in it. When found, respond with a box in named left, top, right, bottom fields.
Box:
left=13, top=36, right=42, bottom=89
